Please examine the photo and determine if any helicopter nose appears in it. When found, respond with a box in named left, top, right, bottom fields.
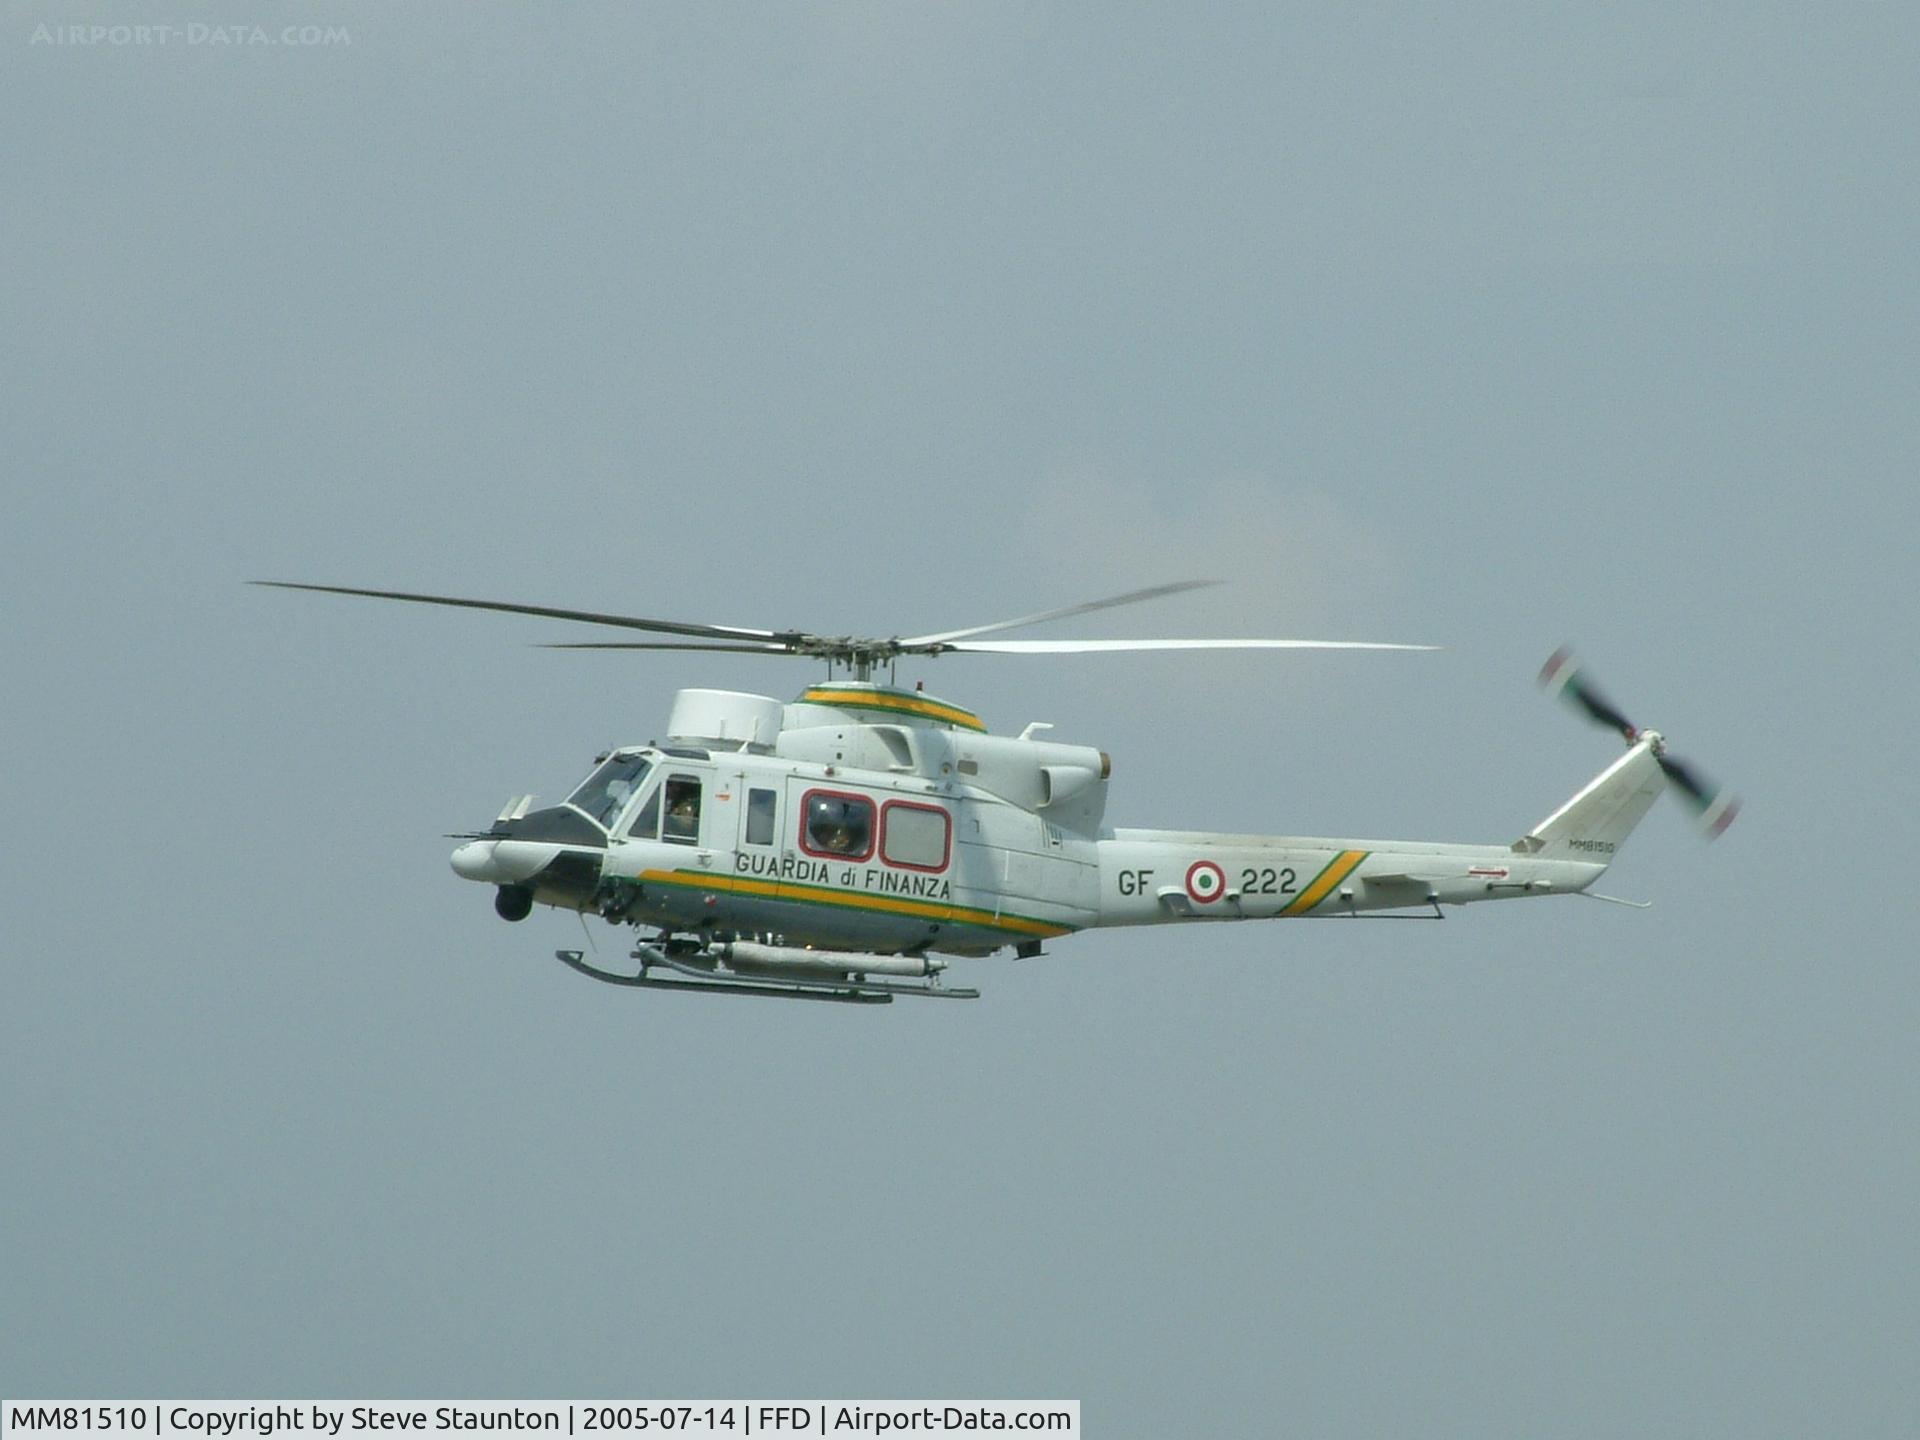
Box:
left=451, top=840, right=497, bottom=881
left=450, top=838, right=562, bottom=884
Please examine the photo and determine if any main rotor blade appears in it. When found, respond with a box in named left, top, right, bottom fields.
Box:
left=900, top=580, right=1220, bottom=646
left=928, top=637, right=1440, bottom=654
left=251, top=581, right=781, bottom=644
left=538, top=641, right=797, bottom=654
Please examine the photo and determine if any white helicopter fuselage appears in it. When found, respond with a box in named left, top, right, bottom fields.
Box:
left=259, top=579, right=1727, bottom=1001
left=451, top=683, right=1662, bottom=958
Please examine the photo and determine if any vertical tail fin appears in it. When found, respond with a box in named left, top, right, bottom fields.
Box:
left=1517, top=738, right=1667, bottom=863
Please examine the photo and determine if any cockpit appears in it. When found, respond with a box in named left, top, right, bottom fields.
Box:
left=562, top=750, right=705, bottom=846
left=567, top=752, right=653, bottom=829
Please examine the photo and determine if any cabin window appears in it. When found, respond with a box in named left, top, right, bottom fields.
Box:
left=626, top=784, right=661, bottom=840
left=745, top=788, right=777, bottom=846
left=661, top=775, right=702, bottom=845
left=881, top=801, right=950, bottom=872
left=801, top=790, right=874, bottom=860
left=569, top=754, right=652, bottom=829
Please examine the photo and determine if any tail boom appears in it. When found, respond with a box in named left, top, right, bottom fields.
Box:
left=1095, top=831, right=1605, bottom=926
left=1092, top=744, right=1663, bottom=928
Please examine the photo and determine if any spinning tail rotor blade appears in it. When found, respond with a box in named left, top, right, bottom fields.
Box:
left=1539, top=645, right=1637, bottom=740
left=1657, top=754, right=1742, bottom=839
left=1656, top=753, right=1711, bottom=806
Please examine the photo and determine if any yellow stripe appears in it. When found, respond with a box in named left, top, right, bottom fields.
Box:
left=798, top=687, right=987, bottom=732
left=800, top=687, right=984, bottom=730
left=637, top=868, right=1071, bottom=939
left=1282, top=850, right=1368, bottom=916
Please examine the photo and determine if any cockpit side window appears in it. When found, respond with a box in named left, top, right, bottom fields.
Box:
left=567, top=754, right=652, bottom=829
left=661, top=775, right=702, bottom=845
left=626, top=785, right=661, bottom=840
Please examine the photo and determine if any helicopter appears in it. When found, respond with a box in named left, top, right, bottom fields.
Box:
left=255, top=580, right=1737, bottom=1004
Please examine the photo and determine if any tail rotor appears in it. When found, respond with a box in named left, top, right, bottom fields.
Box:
left=1539, top=646, right=1740, bottom=839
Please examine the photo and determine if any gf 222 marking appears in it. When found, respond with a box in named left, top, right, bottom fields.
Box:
left=1241, top=866, right=1296, bottom=896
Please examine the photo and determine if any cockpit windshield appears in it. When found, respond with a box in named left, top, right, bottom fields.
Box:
left=567, top=753, right=653, bottom=829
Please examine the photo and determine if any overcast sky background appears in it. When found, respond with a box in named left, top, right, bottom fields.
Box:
left=4, top=3, right=1917, bottom=1434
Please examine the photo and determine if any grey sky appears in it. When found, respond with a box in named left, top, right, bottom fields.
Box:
left=4, top=3, right=1917, bottom=1434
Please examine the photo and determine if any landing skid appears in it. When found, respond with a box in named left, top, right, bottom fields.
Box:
left=554, top=949, right=980, bottom=1004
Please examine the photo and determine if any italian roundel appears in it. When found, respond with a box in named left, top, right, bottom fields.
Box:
left=1184, top=859, right=1227, bottom=904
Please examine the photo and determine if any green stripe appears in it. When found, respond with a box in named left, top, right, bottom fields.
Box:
left=643, top=867, right=1074, bottom=938
left=1280, top=849, right=1368, bottom=916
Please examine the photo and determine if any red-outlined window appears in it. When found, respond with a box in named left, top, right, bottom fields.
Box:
left=879, top=800, right=952, bottom=873
left=798, top=788, right=876, bottom=862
